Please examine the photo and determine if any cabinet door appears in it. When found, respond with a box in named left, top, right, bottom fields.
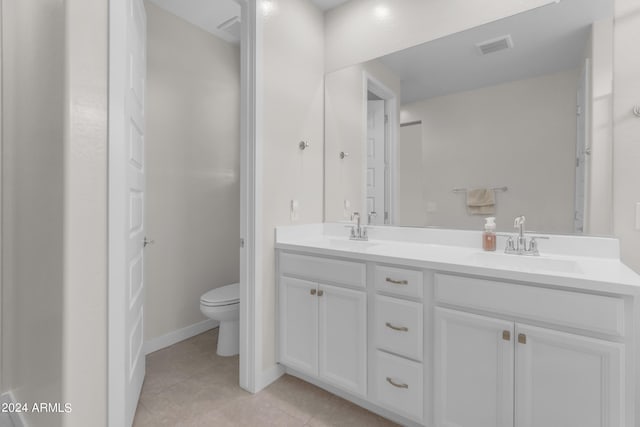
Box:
left=279, top=276, right=318, bottom=376
left=435, top=308, right=515, bottom=427
left=515, top=324, right=624, bottom=427
left=318, top=283, right=367, bottom=396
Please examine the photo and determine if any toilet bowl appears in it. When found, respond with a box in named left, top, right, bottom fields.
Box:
left=200, top=283, right=239, bottom=356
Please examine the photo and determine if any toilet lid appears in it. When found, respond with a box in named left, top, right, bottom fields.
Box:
left=200, top=283, right=240, bottom=306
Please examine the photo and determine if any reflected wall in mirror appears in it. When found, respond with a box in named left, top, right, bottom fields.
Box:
left=324, top=0, right=614, bottom=235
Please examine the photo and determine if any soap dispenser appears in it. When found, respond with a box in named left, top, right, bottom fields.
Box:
left=483, top=217, right=497, bottom=251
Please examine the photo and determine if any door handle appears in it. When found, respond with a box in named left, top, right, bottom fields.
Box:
left=518, top=333, right=527, bottom=344
left=317, top=290, right=324, bottom=297
left=310, top=289, right=316, bottom=296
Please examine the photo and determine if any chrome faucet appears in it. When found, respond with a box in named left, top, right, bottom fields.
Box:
left=514, top=215, right=527, bottom=253
left=504, top=215, right=549, bottom=256
left=349, top=212, right=368, bottom=241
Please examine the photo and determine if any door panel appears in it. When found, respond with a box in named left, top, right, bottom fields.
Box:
left=319, top=283, right=367, bottom=396
left=515, top=324, right=624, bottom=427
left=279, top=277, right=318, bottom=376
left=125, top=0, right=146, bottom=424
left=435, top=308, right=515, bottom=427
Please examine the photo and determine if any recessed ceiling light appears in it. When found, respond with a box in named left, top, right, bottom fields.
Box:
left=374, top=5, right=389, bottom=19
left=262, top=0, right=275, bottom=16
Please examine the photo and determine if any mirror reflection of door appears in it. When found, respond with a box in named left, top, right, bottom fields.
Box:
left=574, top=59, right=590, bottom=233
left=367, top=96, right=386, bottom=225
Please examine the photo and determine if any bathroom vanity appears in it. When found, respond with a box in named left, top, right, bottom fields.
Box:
left=275, top=223, right=640, bottom=427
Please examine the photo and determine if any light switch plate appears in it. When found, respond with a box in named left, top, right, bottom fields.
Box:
left=343, top=200, right=351, bottom=219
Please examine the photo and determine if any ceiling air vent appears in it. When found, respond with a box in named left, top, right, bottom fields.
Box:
left=217, top=16, right=241, bottom=42
left=476, top=35, right=514, bottom=55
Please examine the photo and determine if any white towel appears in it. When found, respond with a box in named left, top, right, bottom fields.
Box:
left=466, top=188, right=496, bottom=215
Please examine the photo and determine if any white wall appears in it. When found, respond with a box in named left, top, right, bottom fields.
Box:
left=324, top=59, right=400, bottom=222
left=63, top=0, right=109, bottom=425
left=261, top=0, right=324, bottom=375
left=397, top=123, right=424, bottom=226
left=144, top=2, right=240, bottom=342
left=1, top=1, right=65, bottom=426
left=324, top=0, right=558, bottom=72
left=613, top=0, right=640, bottom=273
left=400, top=69, right=579, bottom=233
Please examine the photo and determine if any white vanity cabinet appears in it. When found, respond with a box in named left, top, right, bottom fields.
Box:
left=434, top=273, right=626, bottom=427
left=275, top=234, right=639, bottom=427
left=278, top=253, right=367, bottom=397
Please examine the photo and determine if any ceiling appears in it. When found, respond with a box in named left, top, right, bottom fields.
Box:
left=310, top=0, right=351, bottom=11
left=376, top=0, right=612, bottom=104
left=148, top=0, right=241, bottom=43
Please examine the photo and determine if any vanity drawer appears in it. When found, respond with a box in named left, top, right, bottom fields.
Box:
left=374, top=351, right=423, bottom=422
left=375, top=295, right=423, bottom=361
left=435, top=273, right=625, bottom=337
left=375, top=265, right=423, bottom=299
left=279, top=252, right=366, bottom=288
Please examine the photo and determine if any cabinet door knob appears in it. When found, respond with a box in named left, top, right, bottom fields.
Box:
left=310, top=289, right=316, bottom=296
left=385, top=322, right=409, bottom=332
left=518, top=333, right=527, bottom=344
left=502, top=330, right=511, bottom=341
left=386, top=377, right=409, bottom=389
left=317, top=290, right=324, bottom=297
left=385, top=277, right=408, bottom=285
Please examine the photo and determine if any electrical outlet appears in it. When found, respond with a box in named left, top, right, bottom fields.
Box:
left=290, top=200, right=299, bottom=221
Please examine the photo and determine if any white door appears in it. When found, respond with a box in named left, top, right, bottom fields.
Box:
left=515, top=324, right=624, bottom=427
left=435, top=308, right=515, bottom=427
left=367, top=100, right=386, bottom=224
left=318, top=283, right=367, bottom=396
left=109, top=0, right=147, bottom=425
left=279, top=277, right=318, bottom=376
left=574, top=59, right=590, bottom=233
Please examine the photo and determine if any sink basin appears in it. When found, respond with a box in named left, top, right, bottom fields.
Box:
left=469, top=252, right=582, bottom=274
left=324, top=239, right=379, bottom=251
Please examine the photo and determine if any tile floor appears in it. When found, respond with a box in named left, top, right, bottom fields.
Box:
left=133, top=328, right=400, bottom=426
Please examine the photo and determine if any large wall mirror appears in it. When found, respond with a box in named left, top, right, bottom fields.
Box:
left=324, top=0, right=613, bottom=235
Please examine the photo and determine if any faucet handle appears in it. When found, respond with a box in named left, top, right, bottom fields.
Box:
left=505, top=236, right=516, bottom=253
left=351, top=212, right=360, bottom=222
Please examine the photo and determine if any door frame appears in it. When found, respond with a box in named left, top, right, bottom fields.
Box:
left=107, top=0, right=262, bottom=424
left=363, top=72, right=398, bottom=225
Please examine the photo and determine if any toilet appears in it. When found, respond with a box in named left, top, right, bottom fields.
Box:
left=200, top=283, right=240, bottom=356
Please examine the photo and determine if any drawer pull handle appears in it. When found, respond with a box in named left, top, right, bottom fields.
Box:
left=386, top=377, right=409, bottom=389
left=385, top=277, right=408, bottom=285
left=310, top=289, right=316, bottom=295
left=385, top=322, right=408, bottom=332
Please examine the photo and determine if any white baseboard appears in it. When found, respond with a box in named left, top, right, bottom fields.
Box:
left=144, top=319, right=219, bottom=355
left=255, top=364, right=285, bottom=392
left=0, top=392, right=26, bottom=427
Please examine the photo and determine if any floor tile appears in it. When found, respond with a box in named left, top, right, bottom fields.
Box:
left=135, top=328, right=400, bottom=427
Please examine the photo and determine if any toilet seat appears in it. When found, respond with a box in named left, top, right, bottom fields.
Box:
left=200, top=282, right=239, bottom=307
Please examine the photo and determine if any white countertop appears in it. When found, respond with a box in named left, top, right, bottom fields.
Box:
left=275, top=223, right=640, bottom=295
